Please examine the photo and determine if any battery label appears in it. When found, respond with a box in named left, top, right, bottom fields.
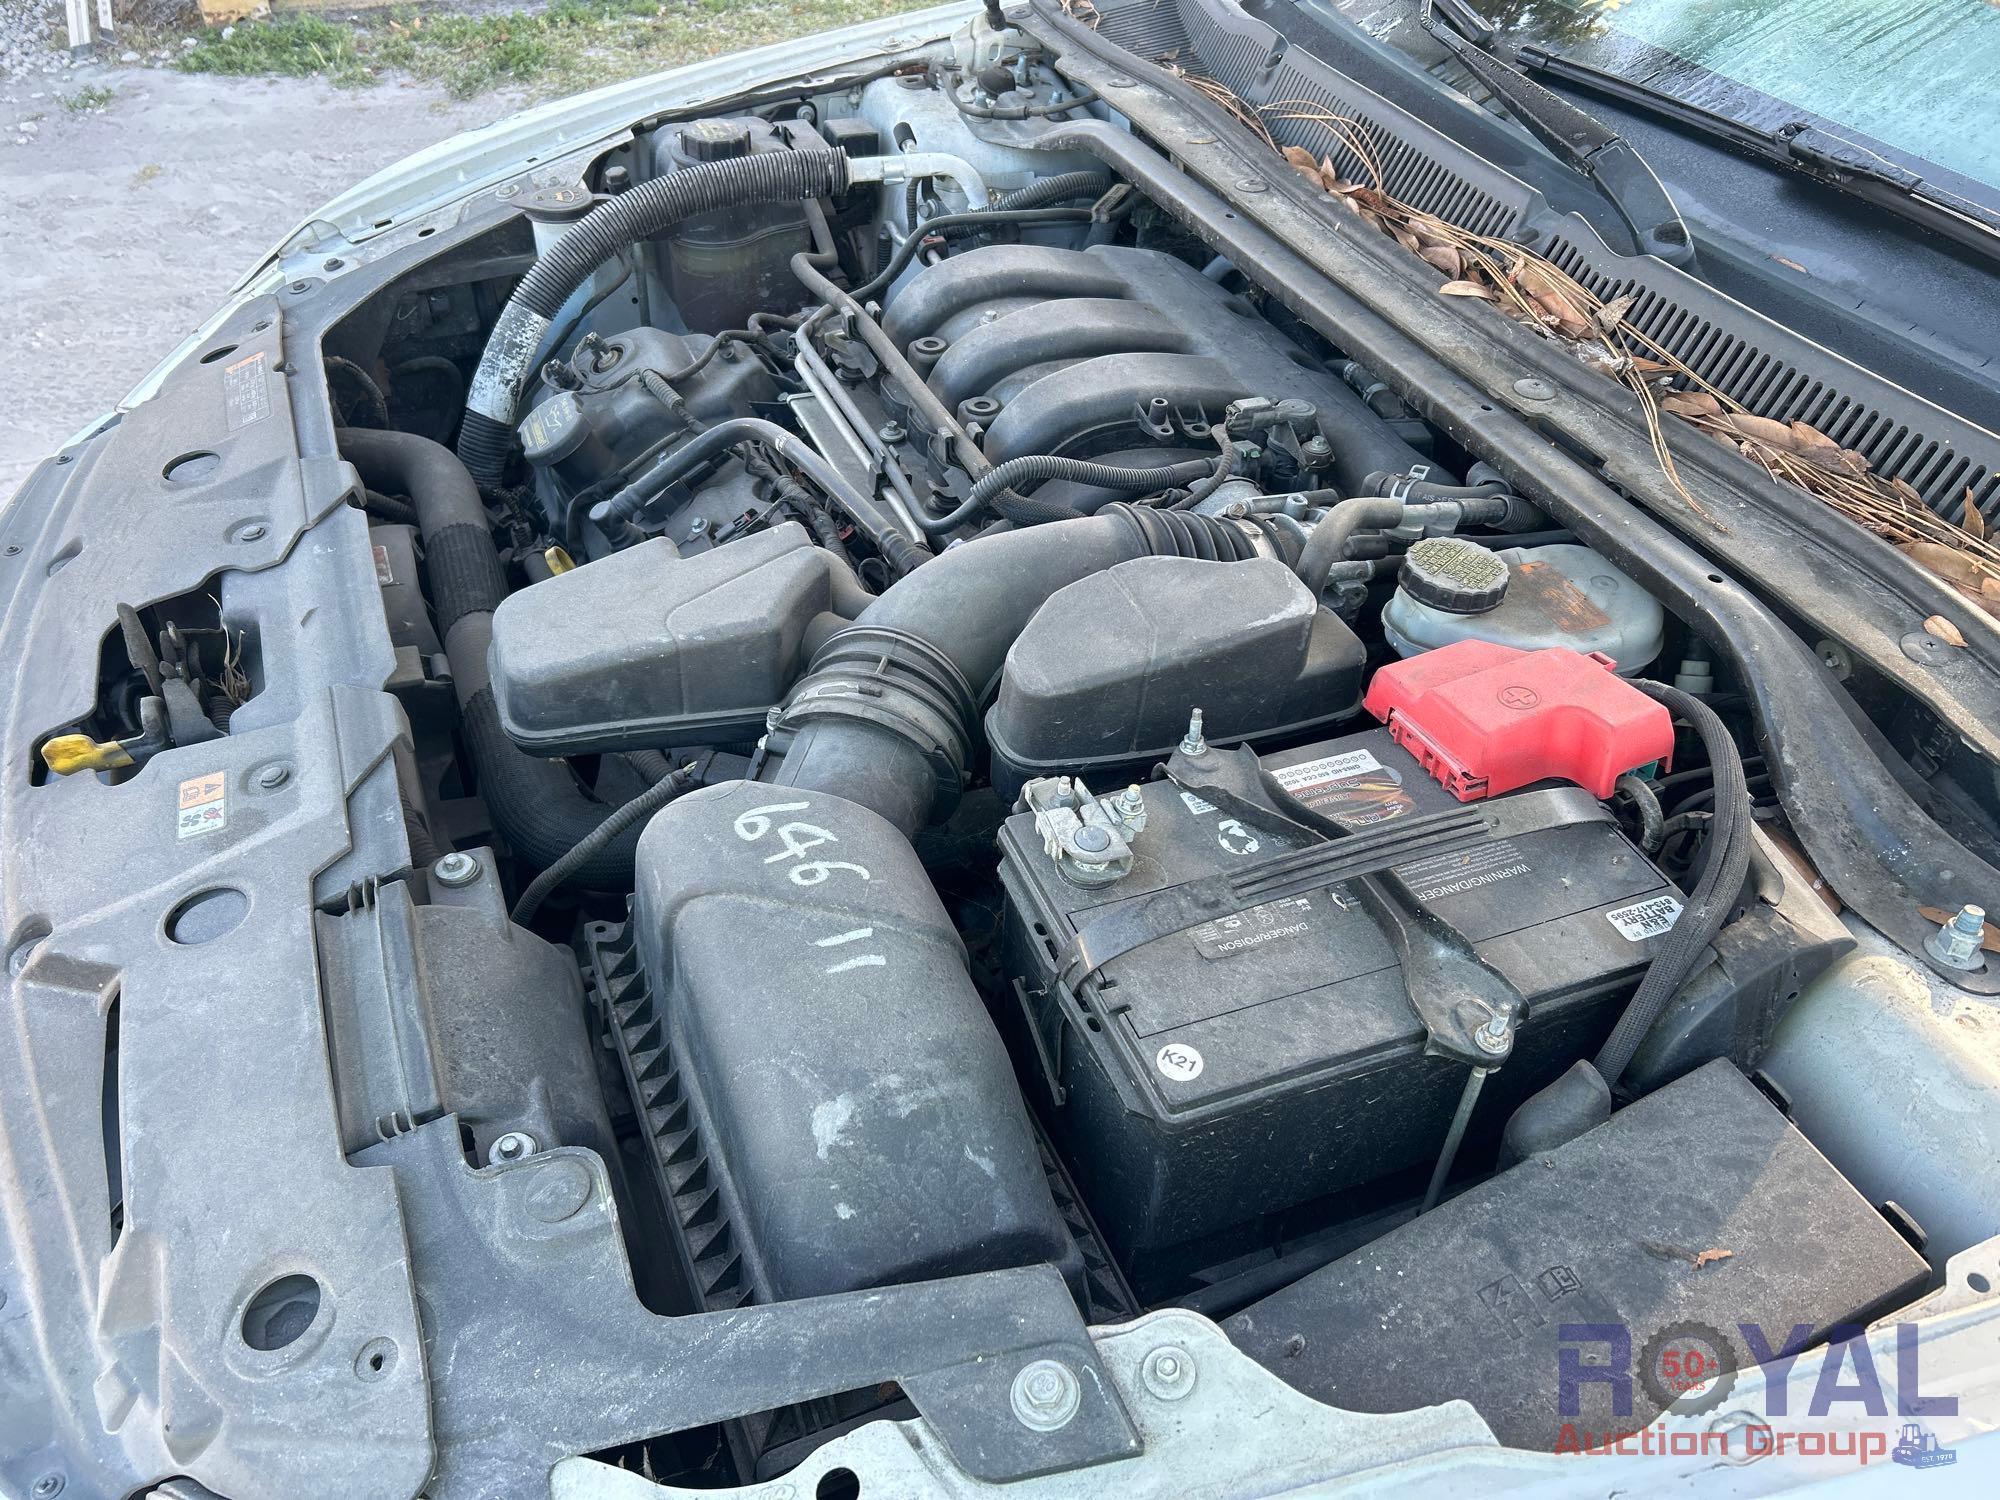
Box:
left=1192, top=894, right=1319, bottom=959
left=1179, top=748, right=1415, bottom=827
left=1606, top=893, right=1683, bottom=941
left=1399, top=839, right=1533, bottom=901
left=1274, top=748, right=1383, bottom=793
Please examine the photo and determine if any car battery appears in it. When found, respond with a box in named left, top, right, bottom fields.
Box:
left=996, top=724, right=1685, bottom=1281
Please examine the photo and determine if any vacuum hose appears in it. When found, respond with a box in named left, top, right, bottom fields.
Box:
left=458, top=148, right=851, bottom=487
left=339, top=427, right=662, bottom=890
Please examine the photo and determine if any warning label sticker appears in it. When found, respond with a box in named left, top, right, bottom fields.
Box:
left=1192, top=894, right=1319, bottom=959
left=1606, top=893, right=1684, bottom=942
left=223, top=351, right=271, bottom=430
left=1399, top=839, right=1534, bottom=901
left=176, top=772, right=227, bottom=840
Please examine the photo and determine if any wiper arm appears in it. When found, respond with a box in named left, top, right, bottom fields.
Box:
left=1507, top=39, right=2000, bottom=263
left=1418, top=1, right=1694, bottom=266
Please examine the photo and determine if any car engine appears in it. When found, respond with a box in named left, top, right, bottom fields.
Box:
left=319, top=61, right=1916, bottom=1476
left=17, top=4, right=1999, bottom=1494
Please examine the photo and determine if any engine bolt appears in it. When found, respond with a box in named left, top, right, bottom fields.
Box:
left=1179, top=708, right=1207, bottom=756
left=434, top=851, right=481, bottom=888
left=1474, top=1015, right=1512, bottom=1055
left=1072, top=825, right=1112, bottom=855
left=1926, top=904, right=1989, bottom=971
left=1141, top=1343, right=1197, bottom=1401
left=256, top=763, right=291, bottom=790
left=1116, top=784, right=1144, bottom=815
left=31, top=1475, right=64, bottom=1499
left=488, top=1131, right=538, bottom=1165
left=878, top=421, right=906, bottom=444
left=1010, top=1358, right=1081, bottom=1430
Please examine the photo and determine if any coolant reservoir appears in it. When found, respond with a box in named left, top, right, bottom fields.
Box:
left=1381, top=538, right=1664, bottom=674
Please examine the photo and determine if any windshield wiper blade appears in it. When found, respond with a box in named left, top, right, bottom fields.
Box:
left=1509, top=42, right=2000, bottom=263
left=1418, top=2, right=1694, bottom=266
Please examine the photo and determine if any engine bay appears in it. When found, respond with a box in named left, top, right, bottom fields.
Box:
left=11, top=3, right=2000, bottom=1495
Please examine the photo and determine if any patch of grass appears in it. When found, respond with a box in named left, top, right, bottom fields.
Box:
left=176, top=15, right=372, bottom=86
left=60, top=84, right=118, bottom=112
left=175, top=1, right=948, bottom=100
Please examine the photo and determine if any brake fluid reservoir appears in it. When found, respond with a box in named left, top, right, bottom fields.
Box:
left=1381, top=538, right=1664, bottom=674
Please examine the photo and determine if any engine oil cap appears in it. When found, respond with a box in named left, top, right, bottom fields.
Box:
left=1399, top=536, right=1509, bottom=615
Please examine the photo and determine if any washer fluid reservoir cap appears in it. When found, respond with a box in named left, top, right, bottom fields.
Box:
left=1399, top=536, right=1509, bottom=615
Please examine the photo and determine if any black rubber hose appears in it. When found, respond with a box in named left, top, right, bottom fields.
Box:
left=1293, top=496, right=1406, bottom=592
left=850, top=205, right=1094, bottom=304
left=511, top=762, right=699, bottom=924
left=457, top=149, right=850, bottom=487
left=1614, top=772, right=1666, bottom=855
left=338, top=428, right=665, bottom=890
left=997, top=170, right=1112, bottom=208
left=1593, top=683, right=1753, bottom=1086
left=962, top=452, right=1219, bottom=526
left=938, top=171, right=1112, bottom=239
left=361, top=489, right=419, bottom=526
left=766, top=504, right=1266, bottom=831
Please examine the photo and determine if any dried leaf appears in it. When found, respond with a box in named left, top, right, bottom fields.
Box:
left=1437, top=280, right=1496, bottom=300
left=1393, top=226, right=1422, bottom=255
left=1692, top=1248, right=1733, bottom=1269
left=1900, top=541, right=1983, bottom=588
left=1924, top=614, right=1969, bottom=647
left=1660, top=391, right=1724, bottom=419
left=1966, top=489, right=1987, bottom=543
left=1282, top=145, right=1319, bottom=172
left=1772, top=255, right=1808, bottom=273
left=1532, top=292, right=1594, bottom=339
left=1418, top=244, right=1464, bottom=278
left=1515, top=259, right=1567, bottom=301
left=1892, top=476, right=1924, bottom=505
left=1720, top=412, right=1803, bottom=451
left=1787, top=421, right=1843, bottom=460
left=1628, top=356, right=1675, bottom=374
left=1594, top=292, right=1638, bottom=336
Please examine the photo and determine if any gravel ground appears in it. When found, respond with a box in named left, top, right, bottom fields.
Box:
left=0, top=54, right=503, bottom=498
left=1, top=0, right=65, bottom=80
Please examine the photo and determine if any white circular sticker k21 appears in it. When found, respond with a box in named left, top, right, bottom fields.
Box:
left=1156, top=1043, right=1204, bottom=1082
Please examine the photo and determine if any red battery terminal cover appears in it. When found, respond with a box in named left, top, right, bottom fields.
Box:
left=1361, top=640, right=1674, bottom=802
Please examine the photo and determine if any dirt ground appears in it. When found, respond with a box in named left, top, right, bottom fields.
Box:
left=0, top=64, right=503, bottom=498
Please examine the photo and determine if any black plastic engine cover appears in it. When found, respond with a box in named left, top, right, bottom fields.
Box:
left=1225, top=1060, right=1929, bottom=1450
left=998, top=726, right=1684, bottom=1284
left=985, top=555, right=1365, bottom=799
left=632, top=780, right=1080, bottom=1301
left=489, top=522, right=863, bottom=755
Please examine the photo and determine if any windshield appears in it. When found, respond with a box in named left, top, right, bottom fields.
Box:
left=1480, top=0, right=2000, bottom=193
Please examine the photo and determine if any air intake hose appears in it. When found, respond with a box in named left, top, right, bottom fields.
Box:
left=457, top=149, right=851, bottom=487
left=762, top=502, right=1278, bottom=832
left=339, top=428, right=656, bottom=888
